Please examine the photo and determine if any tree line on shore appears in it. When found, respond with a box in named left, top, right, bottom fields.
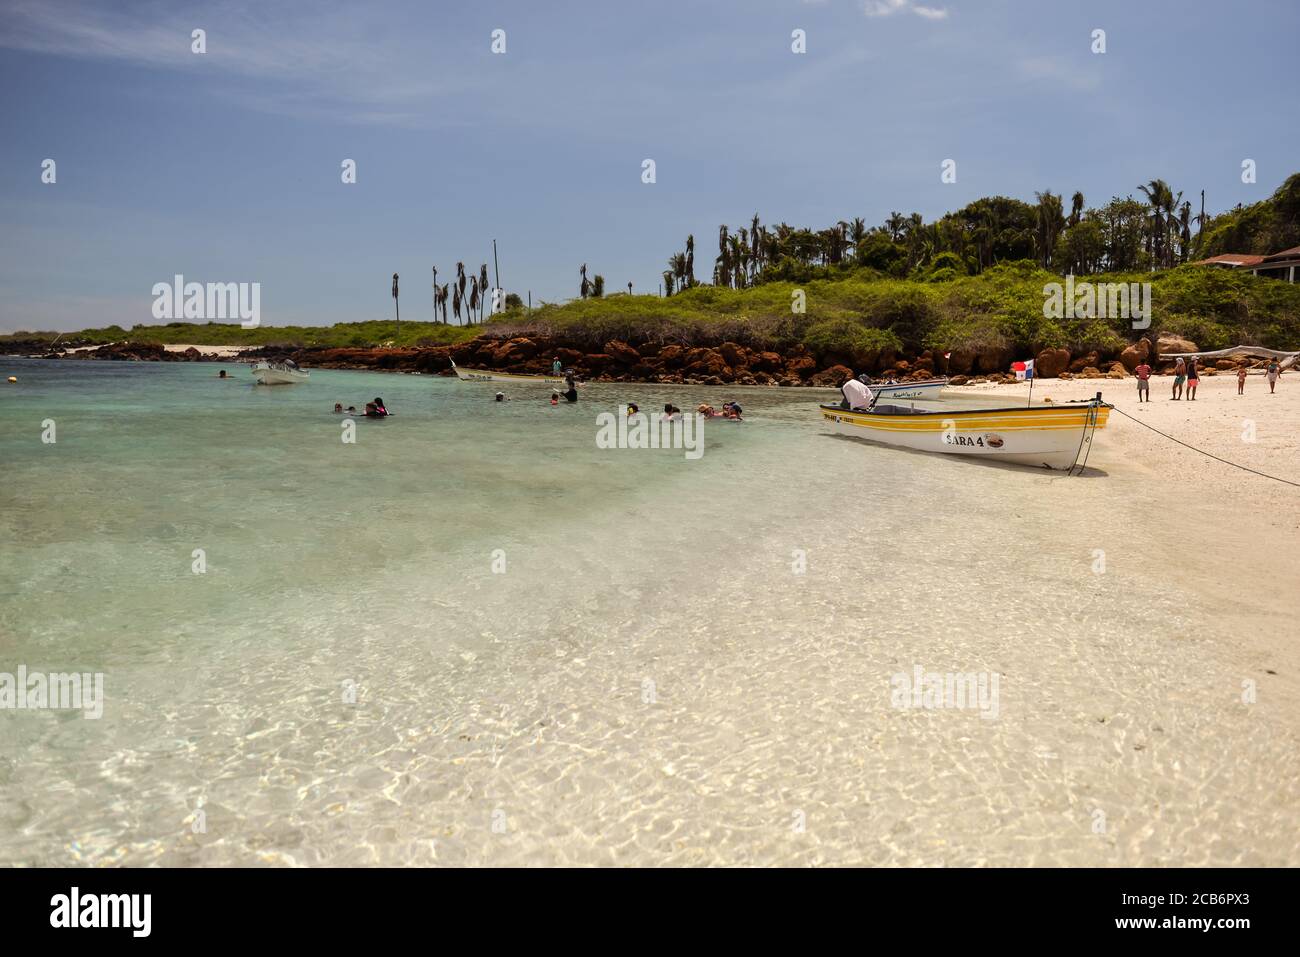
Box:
left=661, top=173, right=1300, bottom=292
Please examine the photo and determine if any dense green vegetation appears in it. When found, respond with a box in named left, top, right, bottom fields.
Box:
left=1, top=320, right=478, bottom=349
left=1197, top=174, right=1300, bottom=258
left=492, top=261, right=1300, bottom=357
left=661, top=174, right=1300, bottom=291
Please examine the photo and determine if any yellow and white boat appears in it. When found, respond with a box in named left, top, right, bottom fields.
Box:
left=820, top=396, right=1110, bottom=471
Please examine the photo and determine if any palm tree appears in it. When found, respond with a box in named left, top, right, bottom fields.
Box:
left=1137, top=179, right=1173, bottom=269
left=431, top=266, right=439, bottom=322
left=579, top=263, right=590, bottom=299
left=669, top=252, right=687, bottom=292
left=885, top=211, right=906, bottom=243
left=1034, top=191, right=1064, bottom=268
left=479, top=264, right=490, bottom=319
left=391, top=272, right=400, bottom=334
left=436, top=283, right=449, bottom=323
left=717, top=226, right=730, bottom=287
left=1177, top=200, right=1192, bottom=264
left=468, top=277, right=480, bottom=324
left=1068, top=192, right=1085, bottom=229
left=684, top=234, right=695, bottom=288
left=663, top=270, right=675, bottom=296
left=452, top=285, right=463, bottom=324
left=592, top=275, right=605, bottom=297
left=455, top=262, right=467, bottom=317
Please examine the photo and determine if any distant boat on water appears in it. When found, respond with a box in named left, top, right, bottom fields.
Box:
left=450, top=359, right=568, bottom=385
left=251, top=360, right=308, bottom=385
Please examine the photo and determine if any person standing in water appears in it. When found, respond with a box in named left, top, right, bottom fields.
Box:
left=563, top=372, right=578, bottom=403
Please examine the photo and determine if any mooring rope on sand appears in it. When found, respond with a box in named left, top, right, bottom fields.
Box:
left=1109, top=406, right=1300, bottom=489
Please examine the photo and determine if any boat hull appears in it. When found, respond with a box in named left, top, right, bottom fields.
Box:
left=251, top=361, right=308, bottom=385
left=452, top=361, right=568, bottom=385
left=820, top=402, right=1109, bottom=470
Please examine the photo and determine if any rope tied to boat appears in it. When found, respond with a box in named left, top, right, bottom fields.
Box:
left=1109, top=405, right=1300, bottom=489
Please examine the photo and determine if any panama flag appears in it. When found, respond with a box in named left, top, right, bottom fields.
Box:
left=1012, top=359, right=1035, bottom=381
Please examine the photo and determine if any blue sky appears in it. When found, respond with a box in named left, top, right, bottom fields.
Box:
left=1, top=0, right=1296, bottom=332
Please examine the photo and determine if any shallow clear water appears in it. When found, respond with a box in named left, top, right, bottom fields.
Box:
left=2, top=358, right=1296, bottom=866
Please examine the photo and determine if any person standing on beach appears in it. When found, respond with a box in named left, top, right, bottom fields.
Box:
left=1237, top=365, right=1248, bottom=395
left=1266, top=359, right=1280, bottom=394
left=1186, top=356, right=1200, bottom=400
left=552, top=356, right=562, bottom=376
left=1172, top=357, right=1186, bottom=400
left=1134, top=360, right=1152, bottom=402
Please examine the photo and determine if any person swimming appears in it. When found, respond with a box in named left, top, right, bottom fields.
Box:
left=333, top=403, right=344, bottom=413
left=218, top=369, right=230, bottom=379
left=495, top=392, right=507, bottom=402
left=663, top=403, right=681, bottom=418
left=551, top=391, right=560, bottom=406
left=626, top=402, right=639, bottom=416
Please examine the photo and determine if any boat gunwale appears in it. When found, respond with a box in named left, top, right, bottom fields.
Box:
left=818, top=401, right=1111, bottom=418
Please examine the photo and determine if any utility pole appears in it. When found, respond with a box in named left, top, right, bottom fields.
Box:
left=431, top=266, right=438, bottom=323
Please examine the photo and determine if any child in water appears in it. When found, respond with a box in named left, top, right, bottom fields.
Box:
left=551, top=392, right=559, bottom=406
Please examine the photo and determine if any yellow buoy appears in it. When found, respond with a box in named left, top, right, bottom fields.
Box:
left=6, top=376, right=15, bottom=383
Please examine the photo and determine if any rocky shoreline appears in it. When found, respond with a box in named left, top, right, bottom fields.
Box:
left=2, top=333, right=1273, bottom=383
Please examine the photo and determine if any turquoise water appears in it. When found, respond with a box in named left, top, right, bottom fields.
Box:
left=2, top=358, right=1296, bottom=866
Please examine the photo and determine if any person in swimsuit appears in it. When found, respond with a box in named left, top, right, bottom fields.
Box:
left=372, top=397, right=388, bottom=416
left=1237, top=366, right=1248, bottom=395
left=333, top=403, right=344, bottom=413
left=1172, top=357, right=1186, bottom=400
left=1266, top=359, right=1280, bottom=393
left=551, top=391, right=560, bottom=406
left=1134, top=361, right=1152, bottom=402
left=1186, top=357, right=1200, bottom=400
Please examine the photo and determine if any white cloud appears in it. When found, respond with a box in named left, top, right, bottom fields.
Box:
left=0, top=0, right=478, bottom=127
left=864, top=0, right=949, bottom=19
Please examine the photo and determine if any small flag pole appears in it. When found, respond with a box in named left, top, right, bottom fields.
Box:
left=1027, top=364, right=1034, bottom=408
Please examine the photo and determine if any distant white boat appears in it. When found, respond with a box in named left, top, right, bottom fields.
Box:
left=450, top=359, right=569, bottom=385
left=251, top=360, right=308, bottom=385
